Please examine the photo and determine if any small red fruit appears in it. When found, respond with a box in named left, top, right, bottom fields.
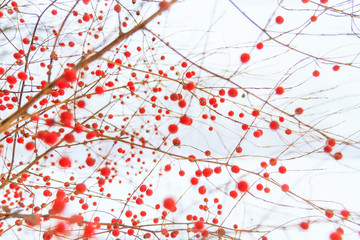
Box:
left=163, top=197, right=177, bottom=212
left=275, top=16, right=284, bottom=24
left=228, top=88, right=238, bottom=97
left=168, top=124, right=178, bottom=134
left=240, top=53, right=250, bottom=63
left=75, top=183, right=87, bottom=194
left=269, top=121, right=279, bottom=130
left=159, top=1, right=171, bottom=11
left=237, top=181, right=248, bottom=192
left=59, top=157, right=72, bottom=168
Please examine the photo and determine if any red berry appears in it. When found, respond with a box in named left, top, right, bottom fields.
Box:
left=170, top=93, right=178, bottom=101
left=312, top=70, right=320, bottom=77
left=333, top=152, right=343, bottom=160
left=17, top=71, right=28, bottom=81
left=114, top=4, right=121, bottom=13
left=231, top=165, right=240, bottom=173
left=300, top=221, right=309, bottom=230
left=43, top=131, right=59, bottom=145
left=125, top=210, right=132, bottom=218
left=275, top=16, right=284, bottom=24
left=86, top=157, right=95, bottom=166
left=256, top=42, right=264, bottom=49
left=63, top=133, right=75, bottom=143
left=325, top=209, right=334, bottom=218
left=185, top=72, right=192, bottom=78
left=59, top=157, right=72, bottom=168
left=240, top=53, right=250, bottom=63
left=228, top=88, right=238, bottom=97
left=60, top=111, right=74, bottom=127
left=25, top=142, right=35, bottom=151
left=340, top=209, right=350, bottom=219
left=163, top=197, right=177, bottom=212
left=253, top=130, right=261, bottom=138
left=172, top=138, right=181, bottom=146
left=179, top=115, right=193, bottom=125
left=324, top=145, right=332, bottom=153
left=43, top=232, right=53, bottom=240
left=336, top=228, right=344, bottom=235
left=124, top=51, right=131, bottom=58
left=75, top=183, right=87, bottom=194
left=168, top=124, right=178, bottom=134
left=229, top=190, right=238, bottom=198
left=112, top=229, right=120, bottom=237
left=51, top=198, right=66, bottom=215
left=269, top=121, right=279, bottom=130
left=178, top=100, right=186, bottom=108
left=24, top=214, right=41, bottom=226
left=62, top=68, right=77, bottom=83
left=159, top=1, right=171, bottom=10
left=198, top=186, right=206, bottom=195
left=330, top=232, right=342, bottom=240
left=279, top=166, right=287, bottom=174
left=237, top=181, right=248, bottom=192
left=202, top=168, right=213, bottom=177
left=74, top=124, right=84, bottom=133
left=185, top=82, right=195, bottom=91
left=164, top=164, right=171, bottom=172
left=281, top=184, right=289, bottom=192
left=95, top=86, right=105, bottom=94
left=100, top=167, right=111, bottom=178
left=193, top=221, right=204, bottom=231
left=7, top=75, right=17, bottom=84
left=295, top=107, right=304, bottom=115
left=269, top=158, right=277, bottom=166
left=83, top=13, right=90, bottom=22
left=190, top=177, right=199, bottom=185
left=275, top=86, right=284, bottom=95
left=327, top=138, right=336, bottom=147
left=252, top=110, right=259, bottom=117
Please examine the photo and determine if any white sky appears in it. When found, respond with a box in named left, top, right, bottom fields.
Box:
left=1, top=0, right=360, bottom=239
